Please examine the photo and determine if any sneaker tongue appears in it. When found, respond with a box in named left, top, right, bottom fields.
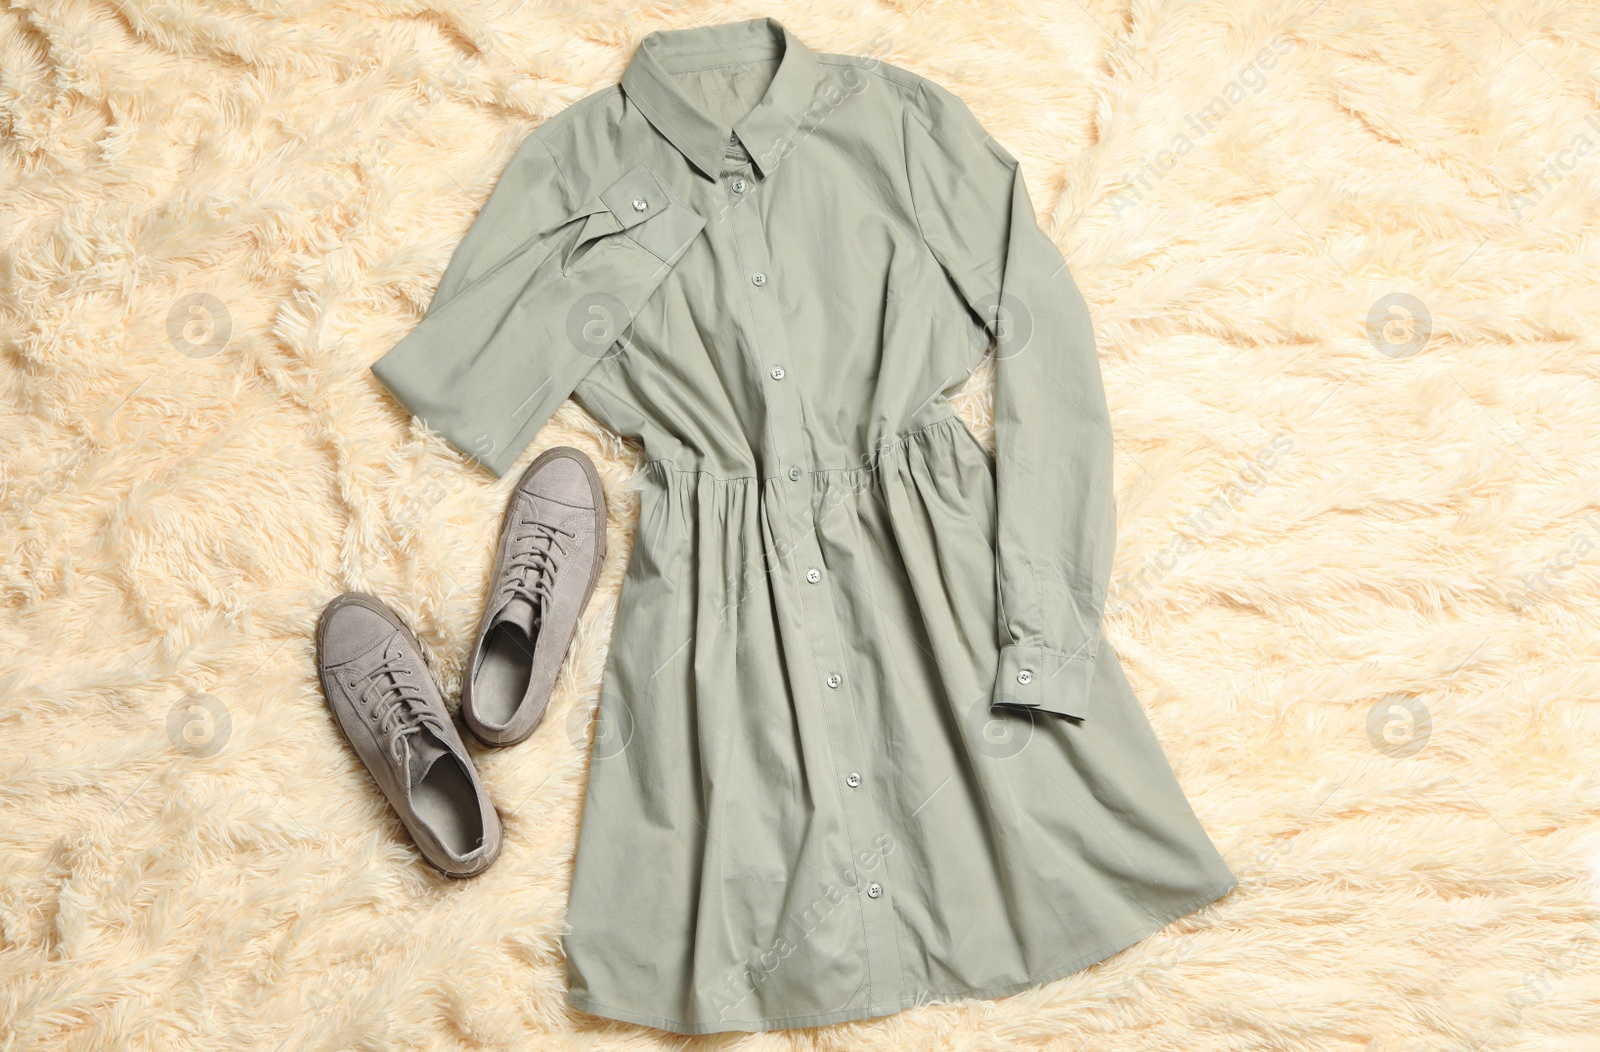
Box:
left=404, top=725, right=451, bottom=786
left=493, top=595, right=538, bottom=638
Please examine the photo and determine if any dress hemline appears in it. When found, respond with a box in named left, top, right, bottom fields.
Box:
left=563, top=872, right=1240, bottom=1036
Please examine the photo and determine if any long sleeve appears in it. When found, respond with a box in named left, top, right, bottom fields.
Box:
left=904, top=80, right=1115, bottom=721
left=371, top=133, right=707, bottom=478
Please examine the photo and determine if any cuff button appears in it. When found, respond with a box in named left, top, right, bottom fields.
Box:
left=1017, top=669, right=1034, bottom=684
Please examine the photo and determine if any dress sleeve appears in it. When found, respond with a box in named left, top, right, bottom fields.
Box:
left=903, top=79, right=1114, bottom=721
left=371, top=133, right=706, bottom=478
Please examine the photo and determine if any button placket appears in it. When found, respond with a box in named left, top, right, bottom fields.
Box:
left=726, top=193, right=807, bottom=494
left=760, top=490, right=901, bottom=1003
left=724, top=182, right=904, bottom=1009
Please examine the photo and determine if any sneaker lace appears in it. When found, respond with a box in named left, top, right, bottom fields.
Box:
left=360, top=652, right=448, bottom=767
left=504, top=515, right=575, bottom=624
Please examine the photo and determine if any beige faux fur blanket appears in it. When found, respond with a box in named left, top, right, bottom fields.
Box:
left=4, top=1, right=1599, bottom=1049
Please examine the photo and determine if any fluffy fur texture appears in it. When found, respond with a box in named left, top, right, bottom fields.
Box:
left=4, top=1, right=1600, bottom=1049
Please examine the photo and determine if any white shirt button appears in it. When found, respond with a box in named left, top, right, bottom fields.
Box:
left=732, top=177, right=748, bottom=193
left=788, top=465, right=802, bottom=481
left=806, top=568, right=821, bottom=584
left=1017, top=669, right=1034, bottom=684
left=827, top=673, right=841, bottom=689
left=846, top=772, right=861, bottom=788
left=751, top=272, right=766, bottom=287
left=770, top=366, right=785, bottom=381
left=631, top=198, right=648, bottom=212
left=866, top=882, right=882, bottom=898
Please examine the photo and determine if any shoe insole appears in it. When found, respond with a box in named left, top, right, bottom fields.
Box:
left=413, top=754, right=483, bottom=857
left=476, top=621, right=535, bottom=726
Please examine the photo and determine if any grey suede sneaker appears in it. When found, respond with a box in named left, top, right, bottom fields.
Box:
left=316, top=592, right=501, bottom=877
left=462, top=446, right=607, bottom=747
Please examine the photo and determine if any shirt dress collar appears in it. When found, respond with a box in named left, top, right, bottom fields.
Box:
left=620, top=16, right=819, bottom=181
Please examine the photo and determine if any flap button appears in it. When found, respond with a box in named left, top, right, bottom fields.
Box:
left=631, top=198, right=648, bottom=212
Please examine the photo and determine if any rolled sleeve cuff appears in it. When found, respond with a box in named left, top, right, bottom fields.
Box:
left=596, top=162, right=707, bottom=265
left=992, top=641, right=1097, bottom=721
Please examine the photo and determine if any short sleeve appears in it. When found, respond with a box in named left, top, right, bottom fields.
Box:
left=371, top=131, right=707, bottom=478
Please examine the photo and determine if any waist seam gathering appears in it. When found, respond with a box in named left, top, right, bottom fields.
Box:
left=638, top=415, right=972, bottom=485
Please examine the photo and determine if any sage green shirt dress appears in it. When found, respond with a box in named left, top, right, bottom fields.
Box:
left=371, top=16, right=1238, bottom=1035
